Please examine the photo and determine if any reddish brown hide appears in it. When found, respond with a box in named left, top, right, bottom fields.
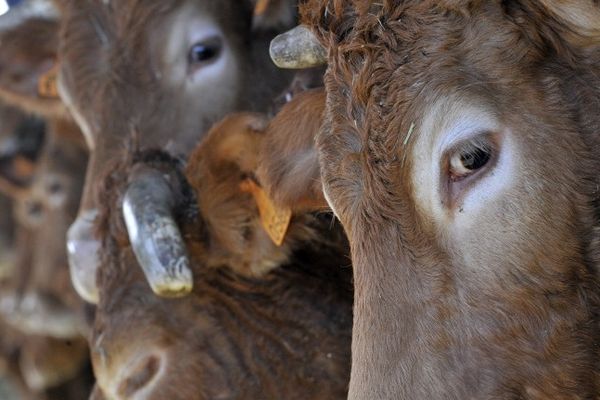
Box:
left=88, top=114, right=352, bottom=400
left=265, top=1, right=600, bottom=398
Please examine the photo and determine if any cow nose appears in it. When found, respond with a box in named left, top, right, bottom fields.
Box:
left=117, top=354, right=163, bottom=399
left=66, top=209, right=100, bottom=304
left=95, top=348, right=166, bottom=400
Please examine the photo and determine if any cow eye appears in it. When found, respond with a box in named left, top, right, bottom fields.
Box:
left=47, top=180, right=64, bottom=195
left=23, top=199, right=44, bottom=226
left=188, top=38, right=222, bottom=66
left=448, top=136, right=494, bottom=182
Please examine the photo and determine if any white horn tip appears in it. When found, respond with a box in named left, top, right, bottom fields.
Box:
left=148, top=261, right=193, bottom=298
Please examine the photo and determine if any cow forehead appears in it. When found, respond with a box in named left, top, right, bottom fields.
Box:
left=318, top=3, right=538, bottom=145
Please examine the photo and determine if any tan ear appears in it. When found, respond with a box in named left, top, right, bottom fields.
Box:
left=0, top=18, right=61, bottom=115
left=539, top=0, right=600, bottom=47
left=252, top=0, right=297, bottom=31
left=203, top=112, right=269, bottom=174
left=256, top=88, right=329, bottom=212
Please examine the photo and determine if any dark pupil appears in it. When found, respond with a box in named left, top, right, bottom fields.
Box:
left=189, top=44, right=218, bottom=64
left=460, top=147, right=491, bottom=170
left=48, top=182, right=62, bottom=194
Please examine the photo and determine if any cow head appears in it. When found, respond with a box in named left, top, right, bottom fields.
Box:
left=88, top=113, right=351, bottom=400
left=54, top=0, right=298, bottom=302
left=272, top=1, right=600, bottom=397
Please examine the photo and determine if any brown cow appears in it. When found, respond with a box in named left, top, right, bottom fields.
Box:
left=87, top=113, right=352, bottom=399
left=1, top=130, right=88, bottom=339
left=0, top=3, right=90, bottom=337
left=0, top=8, right=93, bottom=396
left=267, top=1, right=600, bottom=398
left=52, top=0, right=297, bottom=302
left=0, top=130, right=92, bottom=396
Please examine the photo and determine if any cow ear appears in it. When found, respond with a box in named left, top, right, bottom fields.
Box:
left=538, top=0, right=600, bottom=48
left=252, top=0, right=297, bottom=31
left=200, top=112, right=269, bottom=175
left=0, top=18, right=61, bottom=115
left=256, top=89, right=329, bottom=213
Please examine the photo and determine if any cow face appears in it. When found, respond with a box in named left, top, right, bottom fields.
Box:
left=1, top=133, right=88, bottom=340
left=56, top=0, right=295, bottom=302
left=270, top=1, right=600, bottom=398
left=88, top=114, right=351, bottom=400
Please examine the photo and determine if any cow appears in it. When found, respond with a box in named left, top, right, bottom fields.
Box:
left=0, top=7, right=93, bottom=395
left=266, top=1, right=600, bottom=398
left=1, top=130, right=89, bottom=339
left=51, top=0, right=299, bottom=303
left=0, top=1, right=90, bottom=338
left=0, top=129, right=92, bottom=396
left=84, top=112, right=352, bottom=399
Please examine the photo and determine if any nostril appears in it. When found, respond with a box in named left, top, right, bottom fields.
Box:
left=117, top=355, right=162, bottom=398
left=27, top=201, right=43, bottom=217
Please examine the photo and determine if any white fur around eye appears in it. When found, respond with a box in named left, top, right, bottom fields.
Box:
left=162, top=7, right=238, bottom=88
left=411, top=96, right=516, bottom=228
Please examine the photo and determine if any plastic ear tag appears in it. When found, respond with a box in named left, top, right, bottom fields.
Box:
left=240, top=179, right=292, bottom=246
left=38, top=63, right=59, bottom=98
left=254, top=0, right=269, bottom=16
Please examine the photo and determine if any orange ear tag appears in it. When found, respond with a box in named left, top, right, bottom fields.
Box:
left=38, top=63, right=59, bottom=98
left=241, top=179, right=292, bottom=246
left=254, top=0, right=270, bottom=16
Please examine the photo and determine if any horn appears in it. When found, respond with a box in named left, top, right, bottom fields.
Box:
left=67, top=209, right=101, bottom=304
left=270, top=25, right=327, bottom=69
left=0, top=292, right=84, bottom=339
left=122, top=167, right=193, bottom=297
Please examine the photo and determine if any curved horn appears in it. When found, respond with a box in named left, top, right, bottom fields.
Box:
left=270, top=25, right=327, bottom=69
left=122, top=167, right=193, bottom=297
left=67, top=210, right=101, bottom=304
